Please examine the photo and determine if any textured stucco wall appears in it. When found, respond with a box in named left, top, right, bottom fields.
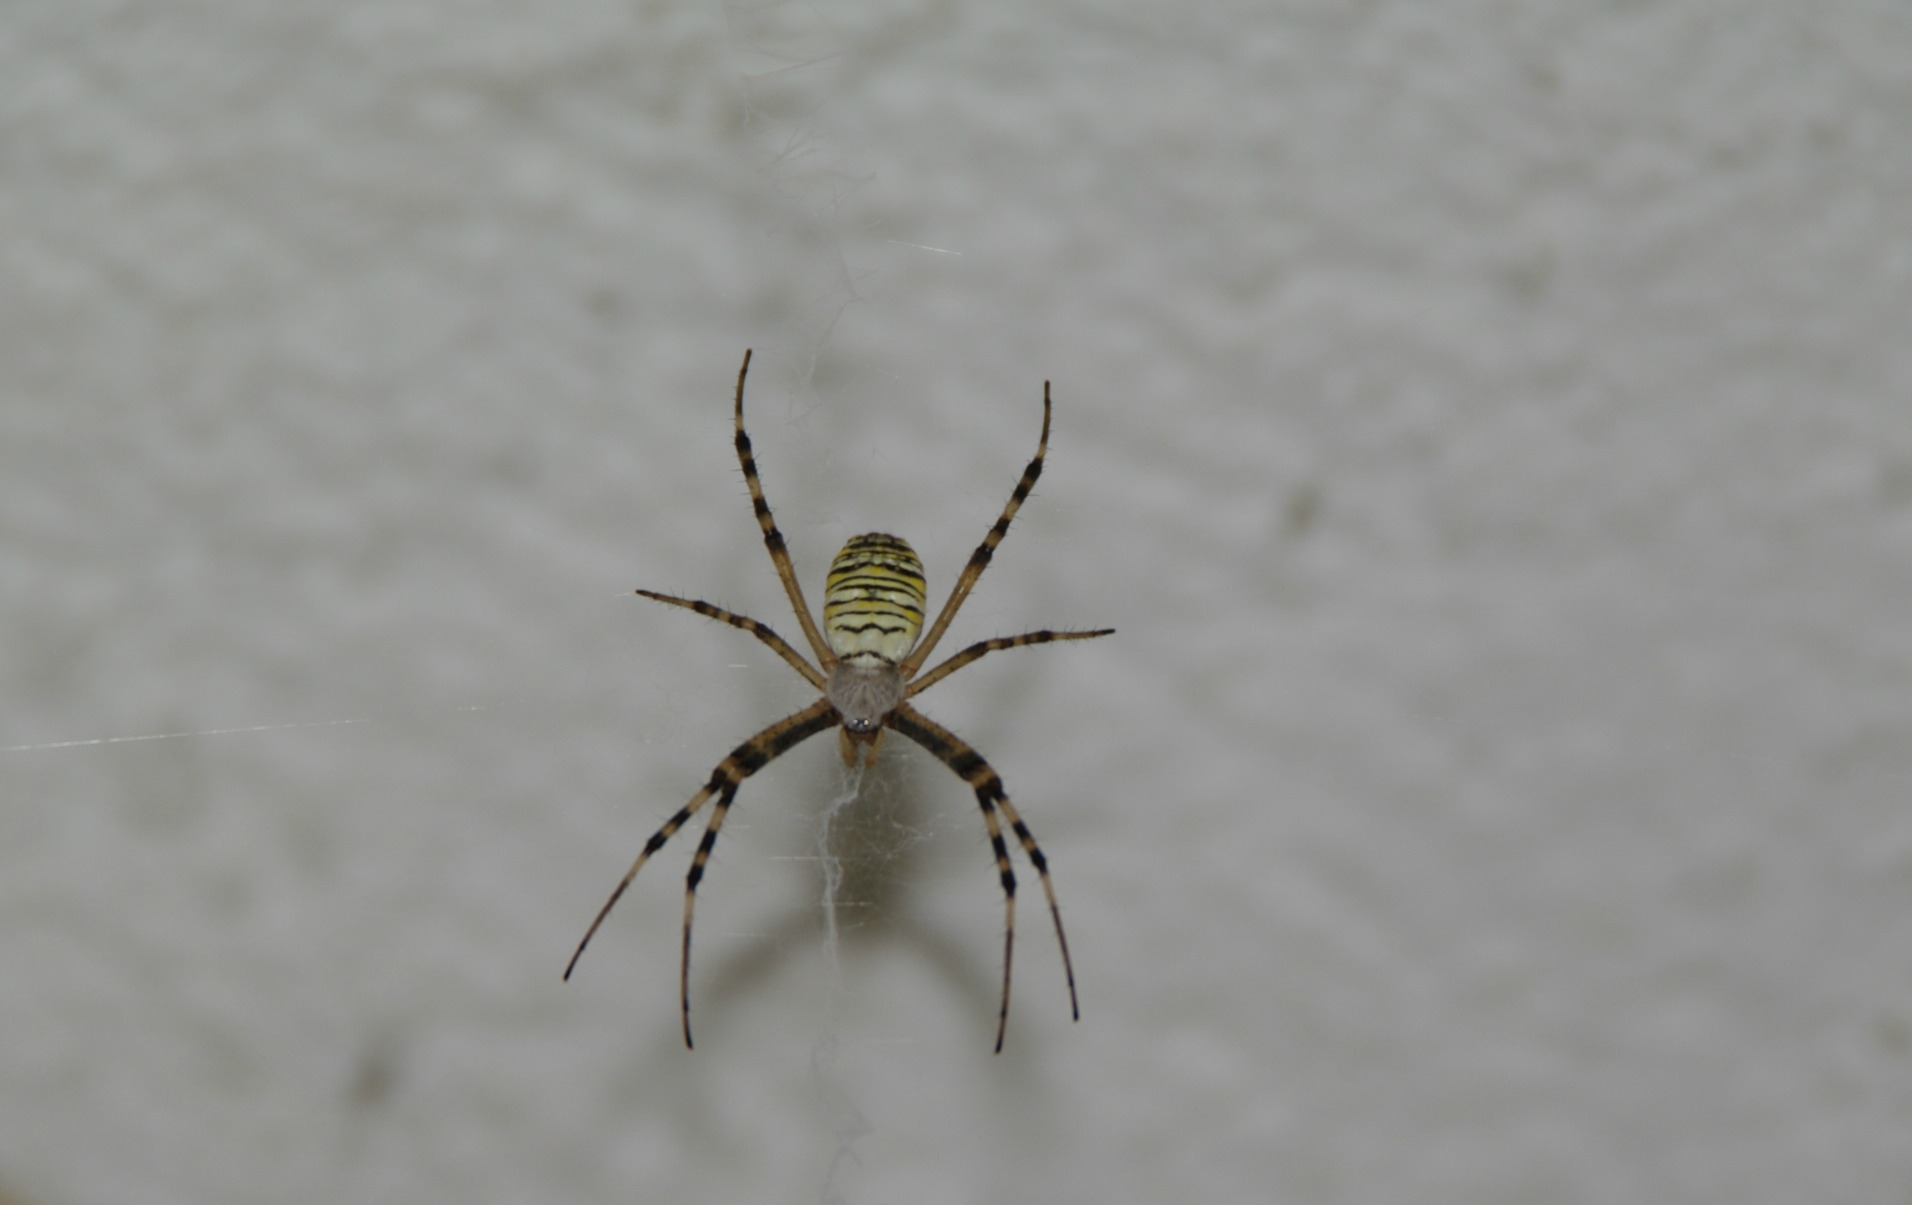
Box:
left=4, top=2, right=1911, bottom=1202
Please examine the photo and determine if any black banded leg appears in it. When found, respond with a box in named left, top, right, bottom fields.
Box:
left=731, top=350, right=834, bottom=666
left=901, top=383, right=1052, bottom=676
left=906, top=626, right=1115, bottom=699
left=635, top=589, right=826, bottom=689
left=565, top=698, right=840, bottom=1044
left=972, top=784, right=1019, bottom=1052
left=984, top=789, right=1078, bottom=1023
left=680, top=783, right=741, bottom=1048
left=887, top=703, right=1078, bottom=1052
left=564, top=789, right=717, bottom=983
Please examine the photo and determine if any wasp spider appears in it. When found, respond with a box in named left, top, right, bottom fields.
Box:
left=565, top=350, right=1113, bottom=1051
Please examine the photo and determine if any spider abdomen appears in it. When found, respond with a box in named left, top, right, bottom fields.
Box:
left=823, top=532, right=925, bottom=665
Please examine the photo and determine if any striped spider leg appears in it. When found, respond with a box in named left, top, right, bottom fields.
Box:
left=566, top=350, right=1113, bottom=1051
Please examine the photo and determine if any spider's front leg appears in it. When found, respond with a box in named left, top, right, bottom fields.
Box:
left=885, top=702, right=1078, bottom=1052
left=565, top=697, right=840, bottom=1048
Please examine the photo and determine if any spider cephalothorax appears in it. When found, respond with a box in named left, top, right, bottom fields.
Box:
left=564, top=350, right=1112, bottom=1052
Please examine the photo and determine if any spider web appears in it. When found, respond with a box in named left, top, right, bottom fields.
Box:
left=810, top=761, right=869, bottom=1205
left=814, top=761, right=866, bottom=988
left=806, top=747, right=942, bottom=1003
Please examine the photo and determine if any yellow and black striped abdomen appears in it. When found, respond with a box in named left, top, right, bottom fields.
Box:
left=823, top=532, right=925, bottom=664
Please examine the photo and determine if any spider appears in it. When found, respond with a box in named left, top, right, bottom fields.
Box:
left=564, top=349, right=1113, bottom=1052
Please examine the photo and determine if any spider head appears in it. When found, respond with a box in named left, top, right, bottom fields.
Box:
left=827, top=659, right=905, bottom=732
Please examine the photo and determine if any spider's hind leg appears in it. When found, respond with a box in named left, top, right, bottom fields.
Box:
left=899, top=382, right=1053, bottom=677
left=731, top=349, right=834, bottom=666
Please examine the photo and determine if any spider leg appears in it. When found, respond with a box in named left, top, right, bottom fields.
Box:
left=886, top=702, right=1078, bottom=1052
left=906, top=627, right=1115, bottom=698
left=899, top=382, right=1052, bottom=677
left=731, top=349, right=835, bottom=667
left=565, top=697, right=840, bottom=1047
left=635, top=589, right=826, bottom=689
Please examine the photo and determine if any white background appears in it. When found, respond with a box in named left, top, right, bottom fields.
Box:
left=5, top=2, right=1912, bottom=1202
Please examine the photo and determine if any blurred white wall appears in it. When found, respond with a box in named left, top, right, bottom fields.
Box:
left=3, top=2, right=1911, bottom=1202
